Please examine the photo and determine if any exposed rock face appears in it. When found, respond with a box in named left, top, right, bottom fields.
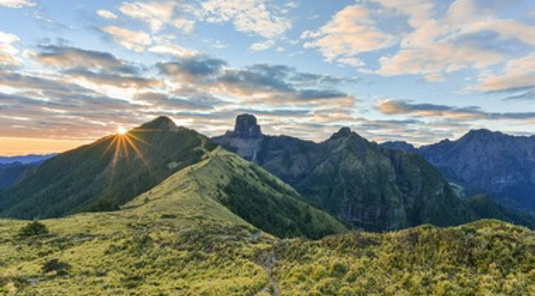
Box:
left=212, top=114, right=264, bottom=161
left=233, top=114, right=262, bottom=139
left=215, top=115, right=476, bottom=231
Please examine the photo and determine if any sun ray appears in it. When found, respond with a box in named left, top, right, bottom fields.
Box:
left=102, top=130, right=158, bottom=186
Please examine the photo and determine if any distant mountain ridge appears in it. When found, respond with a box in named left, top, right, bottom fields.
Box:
left=214, top=114, right=477, bottom=231
left=380, top=129, right=535, bottom=215
left=0, top=154, right=56, bottom=165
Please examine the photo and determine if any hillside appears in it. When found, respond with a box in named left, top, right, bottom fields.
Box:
left=420, top=130, right=535, bottom=214
left=0, top=117, right=218, bottom=219
left=126, top=147, right=347, bottom=239
left=1, top=214, right=534, bottom=295
left=0, top=162, right=39, bottom=189
left=466, top=194, right=535, bottom=229
left=380, top=130, right=535, bottom=216
left=215, top=115, right=476, bottom=231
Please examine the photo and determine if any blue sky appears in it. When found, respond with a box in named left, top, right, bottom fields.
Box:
left=0, top=0, right=534, bottom=155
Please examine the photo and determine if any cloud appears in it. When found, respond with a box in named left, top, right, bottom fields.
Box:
left=100, top=26, right=152, bottom=52
left=136, top=92, right=224, bottom=110
left=118, top=1, right=177, bottom=33
left=202, top=0, right=291, bottom=39
left=63, top=69, right=162, bottom=90
left=377, top=99, right=535, bottom=120
left=30, top=45, right=137, bottom=74
left=470, top=55, right=535, bottom=93
left=302, top=5, right=397, bottom=62
left=96, top=9, right=118, bottom=20
left=301, top=0, right=535, bottom=83
left=172, top=18, right=195, bottom=34
left=0, top=31, right=23, bottom=68
left=157, top=56, right=227, bottom=82
left=250, top=40, right=275, bottom=52
left=375, top=0, right=535, bottom=79
left=503, top=90, right=535, bottom=101
left=0, top=0, right=35, bottom=8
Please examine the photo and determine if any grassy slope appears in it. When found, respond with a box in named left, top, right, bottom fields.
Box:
left=2, top=217, right=535, bottom=295
left=128, top=147, right=347, bottom=239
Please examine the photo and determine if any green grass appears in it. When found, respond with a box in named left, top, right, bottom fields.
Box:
left=2, top=215, right=535, bottom=295
left=125, top=147, right=347, bottom=239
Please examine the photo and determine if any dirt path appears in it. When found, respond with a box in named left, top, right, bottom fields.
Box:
left=255, top=250, right=281, bottom=296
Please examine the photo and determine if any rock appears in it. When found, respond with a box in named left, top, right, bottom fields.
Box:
left=233, top=114, right=262, bottom=139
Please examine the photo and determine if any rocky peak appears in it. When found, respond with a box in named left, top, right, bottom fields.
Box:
left=139, top=116, right=178, bottom=130
left=329, top=127, right=355, bottom=140
left=232, top=114, right=262, bottom=139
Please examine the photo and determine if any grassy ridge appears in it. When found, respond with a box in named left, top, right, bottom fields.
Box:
left=127, top=147, right=347, bottom=239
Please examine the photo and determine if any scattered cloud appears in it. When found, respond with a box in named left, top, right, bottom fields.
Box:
left=377, top=99, right=535, bottom=120
left=96, top=9, right=118, bottom=20
left=118, top=1, right=177, bottom=33
left=29, top=45, right=137, bottom=74
left=202, top=0, right=291, bottom=39
left=0, top=0, right=35, bottom=8
left=0, top=31, right=22, bottom=67
left=471, top=55, right=535, bottom=93
left=157, top=56, right=227, bottom=83
left=301, top=0, right=535, bottom=84
left=302, top=5, right=396, bottom=62
left=250, top=39, right=275, bottom=52
left=100, top=26, right=152, bottom=52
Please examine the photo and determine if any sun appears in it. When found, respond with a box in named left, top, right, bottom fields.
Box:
left=117, top=126, right=127, bottom=135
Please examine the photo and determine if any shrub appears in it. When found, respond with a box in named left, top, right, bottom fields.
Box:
left=42, top=259, right=71, bottom=276
left=17, top=221, right=48, bottom=238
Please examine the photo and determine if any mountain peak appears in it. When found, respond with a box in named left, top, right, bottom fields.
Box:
left=329, top=127, right=355, bottom=140
left=139, top=116, right=178, bottom=130
left=232, top=114, right=262, bottom=139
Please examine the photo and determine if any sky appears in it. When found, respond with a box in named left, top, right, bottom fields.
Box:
left=0, top=0, right=534, bottom=155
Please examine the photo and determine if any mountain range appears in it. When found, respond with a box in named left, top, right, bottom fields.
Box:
left=1, top=115, right=535, bottom=294
left=0, top=116, right=345, bottom=239
left=214, top=114, right=535, bottom=230
left=0, top=155, right=55, bottom=189
left=1, top=115, right=533, bottom=231
left=382, top=129, right=535, bottom=216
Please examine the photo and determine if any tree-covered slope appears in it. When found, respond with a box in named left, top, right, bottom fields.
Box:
left=466, top=194, right=535, bottom=229
left=0, top=116, right=218, bottom=219
left=215, top=115, right=476, bottom=231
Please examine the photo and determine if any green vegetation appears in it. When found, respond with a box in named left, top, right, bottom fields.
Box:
left=217, top=123, right=477, bottom=231
left=275, top=220, right=535, bottom=295
left=127, top=147, right=347, bottom=239
left=17, top=221, right=48, bottom=238
left=0, top=117, right=216, bottom=219
left=1, top=214, right=534, bottom=295
left=466, top=194, right=535, bottom=229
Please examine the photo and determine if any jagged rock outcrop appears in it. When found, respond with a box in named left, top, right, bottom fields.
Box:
left=213, top=114, right=264, bottom=161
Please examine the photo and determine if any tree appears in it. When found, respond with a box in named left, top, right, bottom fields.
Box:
left=17, top=221, right=48, bottom=238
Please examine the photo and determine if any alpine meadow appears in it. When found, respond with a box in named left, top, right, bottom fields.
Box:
left=0, top=0, right=534, bottom=295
